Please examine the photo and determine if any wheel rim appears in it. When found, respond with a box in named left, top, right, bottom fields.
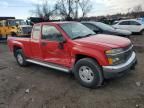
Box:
left=79, top=66, right=94, bottom=83
left=17, top=54, right=23, bottom=64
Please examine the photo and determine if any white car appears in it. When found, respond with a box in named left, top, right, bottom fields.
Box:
left=113, top=19, right=144, bottom=35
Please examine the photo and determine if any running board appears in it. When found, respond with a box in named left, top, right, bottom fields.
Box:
left=26, top=59, right=70, bottom=73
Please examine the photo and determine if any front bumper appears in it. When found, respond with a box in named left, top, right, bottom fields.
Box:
left=102, top=52, right=137, bottom=79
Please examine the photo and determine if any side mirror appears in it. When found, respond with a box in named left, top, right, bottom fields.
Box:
left=58, top=35, right=66, bottom=43
left=16, top=23, right=19, bottom=27
left=58, top=35, right=66, bottom=49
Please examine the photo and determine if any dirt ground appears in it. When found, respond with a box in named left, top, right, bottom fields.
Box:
left=0, top=35, right=144, bottom=108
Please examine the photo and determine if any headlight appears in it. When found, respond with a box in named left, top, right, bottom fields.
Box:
left=106, top=48, right=124, bottom=65
left=106, top=48, right=123, bottom=55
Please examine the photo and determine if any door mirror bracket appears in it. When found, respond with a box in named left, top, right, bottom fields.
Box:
left=58, top=38, right=66, bottom=49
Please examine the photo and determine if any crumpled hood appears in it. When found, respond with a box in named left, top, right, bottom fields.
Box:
left=74, top=34, right=131, bottom=49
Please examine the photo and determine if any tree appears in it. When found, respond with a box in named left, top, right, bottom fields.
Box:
left=133, top=5, right=143, bottom=13
left=132, top=5, right=143, bottom=18
left=31, top=0, right=55, bottom=20
left=55, top=0, right=93, bottom=20
left=79, top=0, right=92, bottom=18
left=55, top=0, right=76, bottom=20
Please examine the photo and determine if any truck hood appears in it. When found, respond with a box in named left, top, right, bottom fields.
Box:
left=74, top=34, right=131, bottom=49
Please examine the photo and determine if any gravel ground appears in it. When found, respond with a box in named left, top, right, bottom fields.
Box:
left=0, top=35, right=144, bottom=108
left=130, top=35, right=144, bottom=46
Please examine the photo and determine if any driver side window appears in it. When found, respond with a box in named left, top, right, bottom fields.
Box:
left=42, top=25, right=63, bottom=42
left=119, top=21, right=130, bottom=25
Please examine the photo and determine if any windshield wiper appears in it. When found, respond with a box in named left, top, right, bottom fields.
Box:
left=72, top=34, right=95, bottom=40
left=72, top=36, right=84, bottom=40
left=85, top=33, right=95, bottom=37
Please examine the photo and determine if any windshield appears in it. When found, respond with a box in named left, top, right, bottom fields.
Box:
left=95, top=22, right=115, bottom=31
left=15, top=20, right=27, bottom=25
left=60, top=23, right=96, bottom=39
left=8, top=20, right=16, bottom=26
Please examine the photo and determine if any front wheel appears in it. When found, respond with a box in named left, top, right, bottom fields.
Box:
left=73, top=58, right=103, bottom=88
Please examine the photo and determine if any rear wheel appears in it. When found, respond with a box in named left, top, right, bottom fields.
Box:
left=0, top=34, right=2, bottom=40
left=74, top=58, right=103, bottom=88
left=15, top=49, right=28, bottom=66
left=11, top=32, right=17, bottom=37
left=141, top=30, right=144, bottom=35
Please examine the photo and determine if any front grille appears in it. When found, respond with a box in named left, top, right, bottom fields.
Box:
left=123, top=44, right=133, bottom=61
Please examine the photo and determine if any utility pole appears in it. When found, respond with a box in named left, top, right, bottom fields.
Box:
left=68, top=0, right=71, bottom=18
left=75, top=0, right=79, bottom=19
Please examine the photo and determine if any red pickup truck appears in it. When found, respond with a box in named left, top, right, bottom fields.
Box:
left=8, top=22, right=137, bottom=88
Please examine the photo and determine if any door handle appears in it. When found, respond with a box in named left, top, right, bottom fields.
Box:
left=41, top=42, right=47, bottom=46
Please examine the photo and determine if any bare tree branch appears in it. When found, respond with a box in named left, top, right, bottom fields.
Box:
left=55, top=0, right=76, bottom=20
left=79, top=0, right=92, bottom=18
left=31, top=0, right=55, bottom=20
left=133, top=5, right=143, bottom=12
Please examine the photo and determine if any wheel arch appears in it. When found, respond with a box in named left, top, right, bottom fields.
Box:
left=74, top=54, right=101, bottom=66
left=13, top=45, right=22, bottom=57
left=140, top=29, right=144, bottom=33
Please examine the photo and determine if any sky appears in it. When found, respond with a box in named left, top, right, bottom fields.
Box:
left=0, top=0, right=143, bottom=19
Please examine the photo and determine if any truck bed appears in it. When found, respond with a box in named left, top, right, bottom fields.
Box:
left=7, top=36, right=31, bottom=55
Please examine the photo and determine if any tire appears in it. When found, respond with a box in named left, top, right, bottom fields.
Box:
left=0, top=34, right=2, bottom=40
left=141, top=30, right=144, bottom=35
left=15, top=49, right=28, bottom=66
left=11, top=32, right=17, bottom=37
left=73, top=58, right=103, bottom=88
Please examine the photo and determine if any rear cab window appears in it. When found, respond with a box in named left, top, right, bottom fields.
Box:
left=32, top=25, right=41, bottom=40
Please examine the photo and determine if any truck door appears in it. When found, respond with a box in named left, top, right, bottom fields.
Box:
left=31, top=25, right=42, bottom=59
left=0, top=21, right=6, bottom=36
left=40, top=24, right=71, bottom=67
left=116, top=21, right=130, bottom=31
left=0, top=22, right=2, bottom=37
left=5, top=20, right=11, bottom=35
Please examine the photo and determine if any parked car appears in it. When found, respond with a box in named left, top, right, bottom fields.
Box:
left=0, top=19, right=32, bottom=39
left=137, top=18, right=144, bottom=23
left=113, top=19, right=144, bottom=35
left=8, top=22, right=137, bottom=88
left=81, top=21, right=131, bottom=37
